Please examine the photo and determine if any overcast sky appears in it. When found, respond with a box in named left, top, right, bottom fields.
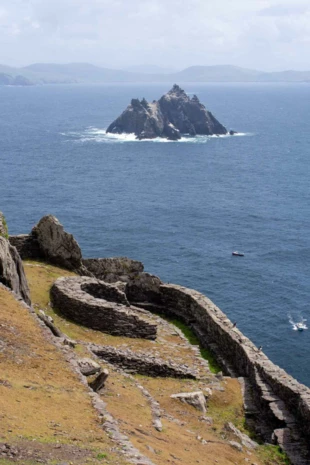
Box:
left=1, top=0, right=309, bottom=71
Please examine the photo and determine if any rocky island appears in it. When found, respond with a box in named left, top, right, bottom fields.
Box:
left=106, top=84, right=230, bottom=140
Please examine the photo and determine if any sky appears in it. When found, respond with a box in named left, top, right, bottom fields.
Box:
left=0, top=0, right=310, bottom=71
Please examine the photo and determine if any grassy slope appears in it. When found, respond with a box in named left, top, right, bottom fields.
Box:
left=0, top=260, right=289, bottom=465
left=0, top=276, right=129, bottom=464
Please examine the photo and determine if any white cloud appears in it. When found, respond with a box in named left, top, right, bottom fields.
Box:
left=0, top=0, right=309, bottom=70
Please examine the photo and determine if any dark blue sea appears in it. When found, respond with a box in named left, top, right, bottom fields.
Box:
left=1, top=82, right=310, bottom=385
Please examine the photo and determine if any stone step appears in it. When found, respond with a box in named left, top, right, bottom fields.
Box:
left=254, top=369, right=296, bottom=427
left=274, top=428, right=310, bottom=465
left=238, top=377, right=259, bottom=416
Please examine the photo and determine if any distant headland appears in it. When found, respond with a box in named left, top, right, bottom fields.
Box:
left=1, top=63, right=310, bottom=86
left=107, top=84, right=231, bottom=140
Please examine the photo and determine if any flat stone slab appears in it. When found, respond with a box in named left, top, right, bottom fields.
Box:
left=170, top=391, right=206, bottom=412
left=77, top=358, right=101, bottom=376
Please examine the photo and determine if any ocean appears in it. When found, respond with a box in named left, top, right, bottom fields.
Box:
left=1, top=82, right=310, bottom=385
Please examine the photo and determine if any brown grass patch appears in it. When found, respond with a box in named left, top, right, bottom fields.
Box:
left=22, top=260, right=285, bottom=465
left=0, top=285, right=128, bottom=464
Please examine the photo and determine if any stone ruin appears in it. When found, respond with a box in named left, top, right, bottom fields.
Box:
left=7, top=214, right=310, bottom=464
left=50, top=276, right=157, bottom=340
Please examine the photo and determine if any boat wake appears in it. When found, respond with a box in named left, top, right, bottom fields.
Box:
left=288, top=314, right=308, bottom=331
left=61, top=127, right=252, bottom=144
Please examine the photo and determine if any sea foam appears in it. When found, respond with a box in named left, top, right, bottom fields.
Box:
left=61, top=127, right=251, bottom=144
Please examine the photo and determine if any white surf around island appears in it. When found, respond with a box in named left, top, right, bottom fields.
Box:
left=288, top=314, right=308, bottom=331
left=61, top=127, right=251, bottom=144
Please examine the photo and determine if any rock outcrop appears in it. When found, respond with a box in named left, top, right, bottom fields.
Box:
left=31, top=215, right=82, bottom=271
left=0, top=212, right=31, bottom=304
left=10, top=215, right=90, bottom=275
left=106, top=84, right=228, bottom=140
left=82, top=257, right=144, bottom=283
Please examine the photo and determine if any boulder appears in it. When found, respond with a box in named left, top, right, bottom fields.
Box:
left=77, top=358, right=101, bottom=376
left=89, top=369, right=109, bottom=392
left=31, top=215, right=83, bottom=271
left=170, top=391, right=207, bottom=413
left=0, top=236, right=31, bottom=305
left=229, top=441, right=243, bottom=452
left=107, top=84, right=228, bottom=140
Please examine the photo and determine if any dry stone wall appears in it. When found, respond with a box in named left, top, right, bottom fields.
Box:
left=50, top=276, right=157, bottom=340
left=91, top=344, right=197, bottom=379
left=158, top=283, right=310, bottom=445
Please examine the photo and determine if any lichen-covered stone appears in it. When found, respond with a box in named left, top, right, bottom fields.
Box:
left=31, top=215, right=82, bottom=271
left=0, top=212, right=8, bottom=238
left=0, top=236, right=31, bottom=305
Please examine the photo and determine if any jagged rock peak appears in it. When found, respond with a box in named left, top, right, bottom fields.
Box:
left=107, top=84, right=229, bottom=140
left=168, top=84, right=186, bottom=95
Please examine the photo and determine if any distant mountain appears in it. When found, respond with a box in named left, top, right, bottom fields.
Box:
left=171, top=65, right=263, bottom=82
left=1, top=62, right=310, bottom=85
left=0, top=73, right=34, bottom=86
left=123, top=64, right=176, bottom=74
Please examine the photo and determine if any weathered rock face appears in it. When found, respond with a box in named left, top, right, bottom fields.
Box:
left=126, top=272, right=163, bottom=305
left=82, top=257, right=144, bottom=283
left=106, top=84, right=228, bottom=140
left=9, top=234, right=41, bottom=260
left=9, top=215, right=90, bottom=275
left=31, top=215, right=82, bottom=271
left=0, top=236, right=31, bottom=305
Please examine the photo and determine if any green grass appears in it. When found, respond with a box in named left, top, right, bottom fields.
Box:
left=96, top=452, right=108, bottom=460
left=168, top=318, right=221, bottom=373
left=258, top=444, right=291, bottom=465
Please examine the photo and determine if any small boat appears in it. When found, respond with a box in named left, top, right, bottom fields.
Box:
left=232, top=251, right=244, bottom=257
left=296, top=323, right=304, bottom=332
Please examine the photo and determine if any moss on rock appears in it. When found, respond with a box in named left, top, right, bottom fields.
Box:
left=0, top=211, right=9, bottom=238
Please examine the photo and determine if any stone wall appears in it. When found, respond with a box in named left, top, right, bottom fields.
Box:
left=81, top=281, right=129, bottom=306
left=158, top=284, right=310, bottom=445
left=91, top=344, right=197, bottom=379
left=50, top=277, right=157, bottom=340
